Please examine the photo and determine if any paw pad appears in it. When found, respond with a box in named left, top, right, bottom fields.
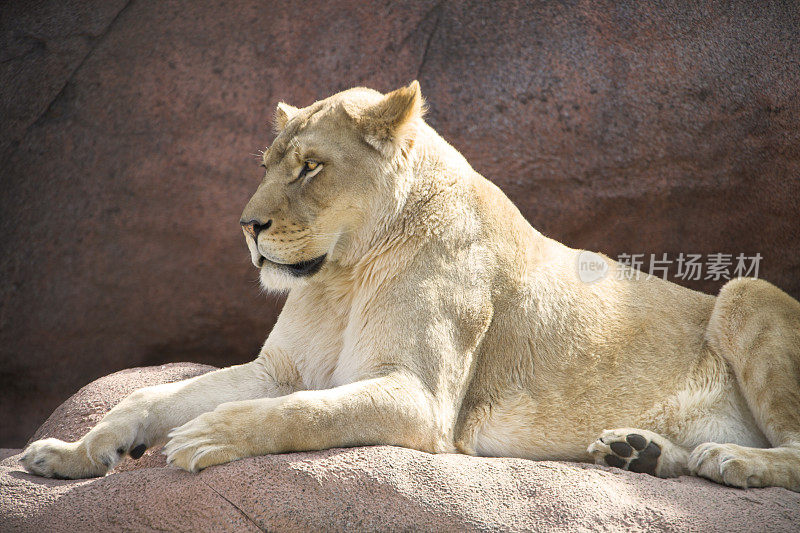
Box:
left=626, top=434, right=647, bottom=451
left=610, top=441, right=633, bottom=457
left=596, top=432, right=661, bottom=475
left=129, top=444, right=147, bottom=459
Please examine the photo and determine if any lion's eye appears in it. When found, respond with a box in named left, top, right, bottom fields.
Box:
left=297, top=160, right=323, bottom=182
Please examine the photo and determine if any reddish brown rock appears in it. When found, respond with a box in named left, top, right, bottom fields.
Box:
left=1, top=1, right=798, bottom=447
left=2, top=364, right=800, bottom=531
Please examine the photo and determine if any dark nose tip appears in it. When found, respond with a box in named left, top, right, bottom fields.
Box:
left=240, top=219, right=272, bottom=239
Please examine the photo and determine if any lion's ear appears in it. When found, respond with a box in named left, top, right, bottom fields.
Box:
left=274, top=102, right=299, bottom=133
left=356, top=80, right=425, bottom=151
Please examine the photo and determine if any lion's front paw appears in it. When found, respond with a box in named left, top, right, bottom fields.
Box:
left=689, top=442, right=768, bottom=489
left=163, top=412, right=243, bottom=473
left=21, top=420, right=149, bottom=479
left=20, top=438, right=104, bottom=479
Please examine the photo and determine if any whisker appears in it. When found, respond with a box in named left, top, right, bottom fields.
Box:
left=264, top=229, right=353, bottom=239
left=250, top=148, right=268, bottom=164
left=307, top=228, right=355, bottom=238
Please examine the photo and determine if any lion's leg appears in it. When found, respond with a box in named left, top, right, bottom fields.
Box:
left=690, top=278, right=800, bottom=491
left=163, top=373, right=439, bottom=472
left=588, top=428, right=690, bottom=477
left=20, top=358, right=293, bottom=479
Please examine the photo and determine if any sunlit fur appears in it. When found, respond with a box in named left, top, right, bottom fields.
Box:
left=21, top=82, right=800, bottom=491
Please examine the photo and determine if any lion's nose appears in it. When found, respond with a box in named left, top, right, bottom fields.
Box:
left=240, top=218, right=272, bottom=239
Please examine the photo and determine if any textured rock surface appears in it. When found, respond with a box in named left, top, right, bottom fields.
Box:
left=1, top=1, right=799, bottom=447
left=2, top=364, right=800, bottom=532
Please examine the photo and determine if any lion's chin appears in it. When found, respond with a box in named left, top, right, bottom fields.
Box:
left=258, top=254, right=327, bottom=292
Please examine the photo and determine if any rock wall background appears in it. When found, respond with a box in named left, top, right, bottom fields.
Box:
left=1, top=0, right=798, bottom=446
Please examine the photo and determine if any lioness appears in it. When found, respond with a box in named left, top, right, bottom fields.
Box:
left=21, top=82, right=800, bottom=491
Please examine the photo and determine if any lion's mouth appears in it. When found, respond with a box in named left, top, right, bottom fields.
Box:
left=262, top=254, right=327, bottom=277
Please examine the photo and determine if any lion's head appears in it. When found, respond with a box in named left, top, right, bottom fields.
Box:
left=241, top=81, right=424, bottom=290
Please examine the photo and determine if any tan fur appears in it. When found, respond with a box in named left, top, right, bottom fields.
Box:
left=21, top=83, right=800, bottom=491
